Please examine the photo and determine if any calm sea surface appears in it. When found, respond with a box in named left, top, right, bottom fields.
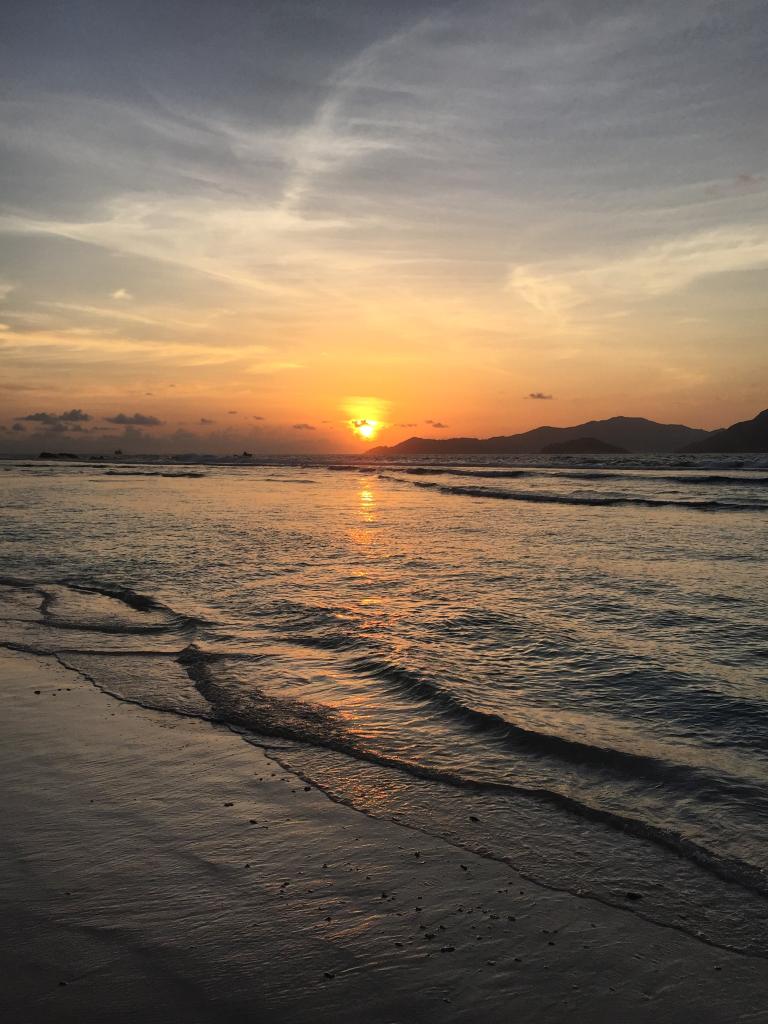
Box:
left=2, top=453, right=767, bottom=955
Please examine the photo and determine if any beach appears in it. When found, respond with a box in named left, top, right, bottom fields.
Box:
left=4, top=0, right=768, bottom=1015
left=2, top=646, right=767, bottom=1023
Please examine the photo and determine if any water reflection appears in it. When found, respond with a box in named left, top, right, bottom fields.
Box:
left=359, top=486, right=375, bottom=523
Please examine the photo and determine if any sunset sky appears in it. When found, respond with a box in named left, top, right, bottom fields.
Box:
left=1, top=0, right=766, bottom=453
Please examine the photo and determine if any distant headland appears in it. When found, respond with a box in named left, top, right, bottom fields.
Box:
left=367, top=409, right=768, bottom=457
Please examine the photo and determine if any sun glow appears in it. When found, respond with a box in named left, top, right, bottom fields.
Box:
left=351, top=418, right=379, bottom=440
left=344, top=397, right=390, bottom=445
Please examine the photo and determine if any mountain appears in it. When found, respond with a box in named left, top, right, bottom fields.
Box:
left=367, top=416, right=711, bottom=456
left=541, top=437, right=628, bottom=455
left=680, top=408, right=768, bottom=453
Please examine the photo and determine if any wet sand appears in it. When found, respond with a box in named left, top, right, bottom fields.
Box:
left=1, top=647, right=767, bottom=1023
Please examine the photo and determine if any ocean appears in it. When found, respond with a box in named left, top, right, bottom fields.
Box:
left=1, top=452, right=767, bottom=958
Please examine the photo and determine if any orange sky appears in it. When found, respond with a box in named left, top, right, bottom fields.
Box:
left=1, top=2, right=766, bottom=453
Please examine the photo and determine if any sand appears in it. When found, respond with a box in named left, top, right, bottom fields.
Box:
left=1, top=647, right=767, bottom=1024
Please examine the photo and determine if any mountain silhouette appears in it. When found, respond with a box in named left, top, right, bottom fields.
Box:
left=680, top=408, right=768, bottom=453
left=367, top=416, right=710, bottom=456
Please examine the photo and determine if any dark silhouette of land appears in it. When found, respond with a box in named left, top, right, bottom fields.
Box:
left=681, top=408, right=768, bottom=453
left=367, top=416, right=711, bottom=456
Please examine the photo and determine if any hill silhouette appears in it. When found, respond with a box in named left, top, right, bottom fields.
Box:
left=681, top=408, right=768, bottom=453
left=367, top=416, right=710, bottom=456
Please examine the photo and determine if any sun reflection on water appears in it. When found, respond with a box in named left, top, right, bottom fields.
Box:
left=359, top=487, right=375, bottom=522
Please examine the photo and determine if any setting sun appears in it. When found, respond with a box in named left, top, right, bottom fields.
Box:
left=351, top=418, right=378, bottom=441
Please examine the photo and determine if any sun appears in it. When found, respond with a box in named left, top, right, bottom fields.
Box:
left=351, top=418, right=379, bottom=441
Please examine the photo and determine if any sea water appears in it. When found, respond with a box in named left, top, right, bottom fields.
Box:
left=1, top=453, right=767, bottom=956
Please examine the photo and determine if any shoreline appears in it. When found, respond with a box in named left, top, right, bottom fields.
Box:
left=2, top=647, right=767, bottom=1023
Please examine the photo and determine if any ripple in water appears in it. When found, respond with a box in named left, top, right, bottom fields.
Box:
left=1, top=454, right=767, bottom=956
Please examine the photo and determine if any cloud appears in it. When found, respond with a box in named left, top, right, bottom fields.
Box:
left=199, top=417, right=215, bottom=425
left=507, top=269, right=583, bottom=322
left=252, top=415, right=264, bottom=420
left=11, top=422, right=25, bottom=432
left=16, top=412, right=60, bottom=424
left=397, top=422, right=417, bottom=428
left=1, top=2, right=766, bottom=435
left=15, top=408, right=92, bottom=424
left=425, top=419, right=448, bottom=428
left=292, top=423, right=315, bottom=430
left=227, top=410, right=238, bottom=414
left=508, top=227, right=768, bottom=325
left=526, top=392, right=553, bottom=400
left=104, top=412, right=164, bottom=426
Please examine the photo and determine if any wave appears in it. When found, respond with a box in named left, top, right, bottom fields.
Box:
left=5, top=578, right=763, bottom=810
left=390, top=466, right=530, bottom=479
left=3, top=577, right=203, bottom=639
left=393, top=466, right=768, bottom=487
left=382, top=475, right=767, bottom=511
left=341, top=654, right=768, bottom=800
left=262, top=476, right=316, bottom=484
left=102, top=470, right=206, bottom=478
left=172, top=646, right=768, bottom=903
left=13, top=627, right=757, bottom=913
left=56, top=579, right=176, bottom=614
left=3, top=576, right=768, bottom=952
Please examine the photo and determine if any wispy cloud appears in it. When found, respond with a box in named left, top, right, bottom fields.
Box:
left=1, top=1, right=765, bottom=436
left=508, top=226, right=768, bottom=325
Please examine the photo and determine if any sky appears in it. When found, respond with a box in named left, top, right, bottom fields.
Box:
left=1, top=0, right=766, bottom=454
